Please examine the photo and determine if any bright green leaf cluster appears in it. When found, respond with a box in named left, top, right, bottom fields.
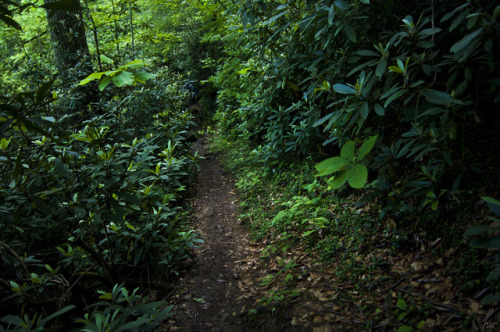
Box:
left=78, top=59, right=156, bottom=91
left=315, top=135, right=377, bottom=189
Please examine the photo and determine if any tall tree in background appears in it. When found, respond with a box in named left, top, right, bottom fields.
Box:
left=44, top=0, right=91, bottom=74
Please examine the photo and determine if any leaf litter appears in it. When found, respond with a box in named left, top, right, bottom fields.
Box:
left=162, top=138, right=499, bottom=331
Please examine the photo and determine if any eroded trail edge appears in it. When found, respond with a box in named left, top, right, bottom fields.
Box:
left=165, top=138, right=269, bottom=331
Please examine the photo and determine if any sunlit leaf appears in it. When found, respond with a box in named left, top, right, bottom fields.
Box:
left=78, top=72, right=105, bottom=86
left=134, top=71, right=156, bottom=83
left=112, top=71, right=135, bottom=87
left=100, top=54, right=114, bottom=64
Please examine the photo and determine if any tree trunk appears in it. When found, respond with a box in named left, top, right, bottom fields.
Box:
left=45, top=0, right=92, bottom=74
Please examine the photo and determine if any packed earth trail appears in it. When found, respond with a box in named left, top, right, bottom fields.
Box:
left=162, top=138, right=383, bottom=331
left=164, top=138, right=285, bottom=331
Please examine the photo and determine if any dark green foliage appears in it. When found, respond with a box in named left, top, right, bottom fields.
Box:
left=210, top=0, right=499, bottom=223
left=0, top=65, right=199, bottom=329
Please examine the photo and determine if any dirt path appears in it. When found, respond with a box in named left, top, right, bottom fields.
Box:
left=165, top=138, right=281, bottom=331
left=162, top=137, right=492, bottom=332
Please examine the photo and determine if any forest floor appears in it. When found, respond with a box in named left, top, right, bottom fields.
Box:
left=162, top=137, right=498, bottom=331
left=162, top=137, right=283, bottom=331
left=163, top=137, right=329, bottom=331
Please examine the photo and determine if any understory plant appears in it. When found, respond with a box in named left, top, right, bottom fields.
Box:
left=0, top=66, right=199, bottom=330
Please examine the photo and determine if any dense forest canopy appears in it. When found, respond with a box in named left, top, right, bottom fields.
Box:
left=0, top=0, right=499, bottom=330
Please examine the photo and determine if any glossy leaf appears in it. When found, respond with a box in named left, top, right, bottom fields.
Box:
left=333, top=84, right=356, bottom=94
left=315, top=157, right=349, bottom=176
left=420, top=89, right=453, bottom=105
left=450, top=29, right=482, bottom=54
left=347, top=164, right=368, bottom=188
left=482, top=196, right=500, bottom=216
left=374, top=103, right=385, bottom=116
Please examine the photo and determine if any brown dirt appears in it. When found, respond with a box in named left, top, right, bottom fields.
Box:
left=164, top=137, right=290, bottom=331
left=161, top=137, right=499, bottom=331
left=162, top=138, right=380, bottom=331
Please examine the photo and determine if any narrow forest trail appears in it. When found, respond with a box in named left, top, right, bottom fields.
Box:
left=162, top=137, right=357, bottom=331
left=164, top=138, right=283, bottom=331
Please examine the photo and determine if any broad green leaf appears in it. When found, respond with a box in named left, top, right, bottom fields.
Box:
left=315, top=157, right=349, bottom=176
left=334, top=0, right=349, bottom=10
left=482, top=196, right=500, bottom=216
left=122, top=59, right=144, bottom=69
left=112, top=71, right=135, bottom=87
left=41, top=305, right=76, bottom=323
left=375, top=59, right=387, bottom=77
left=99, top=76, right=112, bottom=91
left=237, top=68, right=250, bottom=74
left=313, top=112, right=334, bottom=127
left=358, top=135, right=378, bottom=160
left=388, top=66, right=403, bottom=74
left=264, top=11, right=287, bottom=25
left=420, top=89, right=453, bottom=105
left=333, top=83, right=356, bottom=94
left=134, top=71, right=156, bottom=83
left=0, top=315, right=24, bottom=326
left=330, top=168, right=349, bottom=189
left=450, top=29, right=482, bottom=54
left=0, top=137, right=11, bottom=151
left=494, top=5, right=500, bottom=20
left=397, top=326, right=413, bottom=332
left=357, top=50, right=378, bottom=57
left=360, top=103, right=369, bottom=119
left=78, top=72, right=105, bottom=85
left=105, top=69, right=120, bottom=76
left=100, top=54, right=114, bottom=64
left=397, top=59, right=405, bottom=72
left=441, top=3, right=469, bottom=22
left=328, top=5, right=335, bottom=25
left=396, top=298, right=407, bottom=311
left=347, top=164, right=368, bottom=188
left=384, top=90, right=406, bottom=108
left=374, top=103, right=385, bottom=116
left=341, top=141, right=355, bottom=160
left=344, top=23, right=357, bottom=42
